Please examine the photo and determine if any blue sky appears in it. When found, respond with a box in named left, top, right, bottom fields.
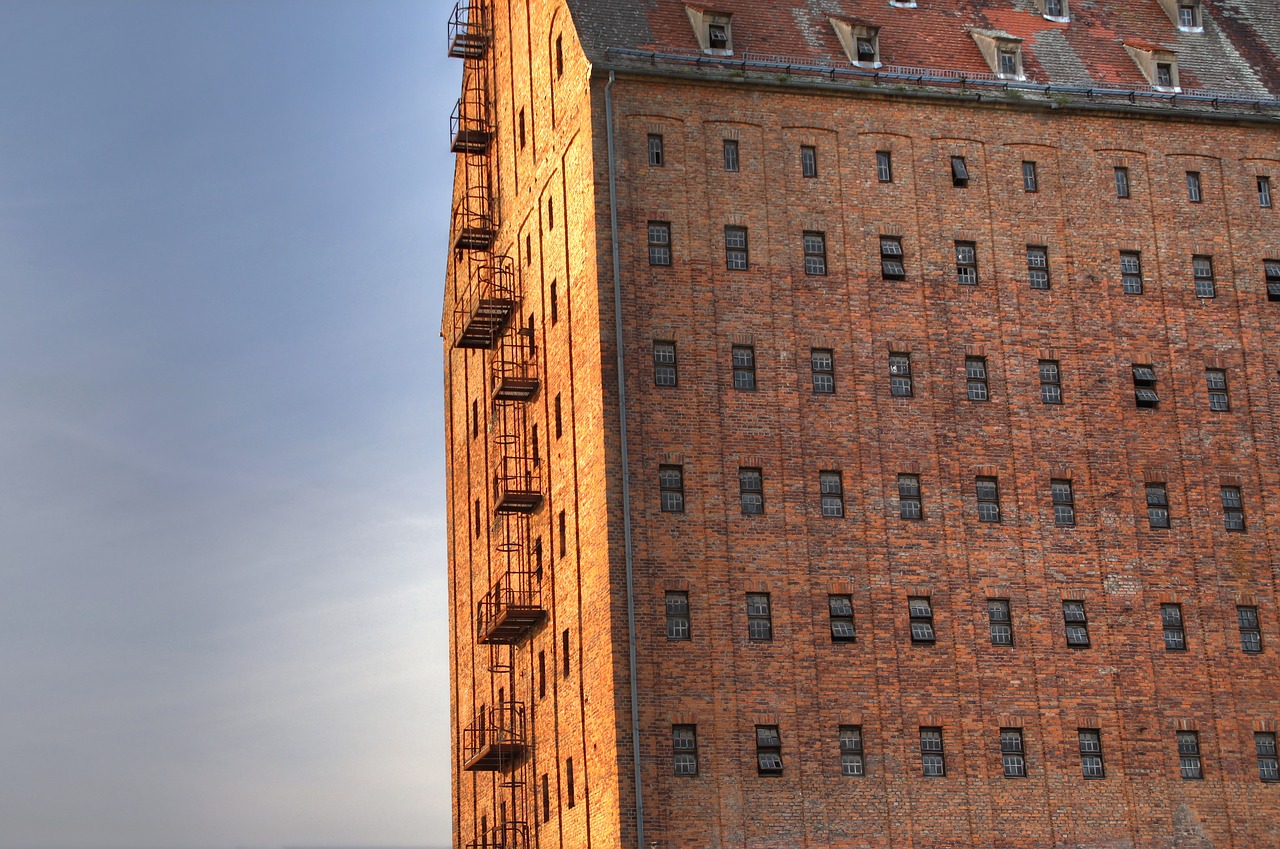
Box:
left=0, top=2, right=457, bottom=846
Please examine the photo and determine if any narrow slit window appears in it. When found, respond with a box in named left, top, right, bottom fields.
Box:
left=1121, top=251, right=1143, bottom=294
left=647, top=221, right=672, bottom=266
left=803, top=231, right=827, bottom=276
left=951, top=156, right=969, bottom=187
left=1186, top=171, right=1202, bottom=203
left=876, top=150, right=893, bottom=183
left=801, top=145, right=818, bottom=178
left=1266, top=260, right=1280, bottom=302
left=722, top=139, right=739, bottom=172
left=1206, top=369, right=1229, bottom=411
left=1051, top=479, right=1075, bottom=526
left=1001, top=728, right=1026, bottom=777
left=1178, top=731, right=1203, bottom=779
left=839, top=725, right=864, bottom=775
left=673, top=725, right=698, bottom=775
left=724, top=226, right=748, bottom=270
left=1222, top=486, right=1245, bottom=531
left=659, top=465, right=685, bottom=513
left=1238, top=605, right=1262, bottom=653
left=1115, top=166, right=1130, bottom=198
left=1259, top=176, right=1273, bottom=209
left=648, top=134, right=664, bottom=167
left=1256, top=733, right=1279, bottom=781
left=1079, top=730, right=1105, bottom=778
left=889, top=352, right=912, bottom=397
left=1022, top=161, right=1038, bottom=192
left=732, top=345, right=756, bottom=390
left=920, top=727, right=945, bottom=776
left=653, top=341, right=677, bottom=387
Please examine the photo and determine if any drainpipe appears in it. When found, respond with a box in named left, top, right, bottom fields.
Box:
left=604, top=69, right=646, bottom=849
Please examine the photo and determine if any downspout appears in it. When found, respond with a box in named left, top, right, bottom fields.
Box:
left=605, top=70, right=646, bottom=849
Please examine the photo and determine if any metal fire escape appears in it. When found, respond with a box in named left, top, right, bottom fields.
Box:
left=449, top=1, right=544, bottom=846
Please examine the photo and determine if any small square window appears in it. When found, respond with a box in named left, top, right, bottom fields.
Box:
left=1178, top=731, right=1203, bottom=779
left=659, top=464, right=685, bottom=513
left=722, top=139, right=739, bottom=172
left=920, top=727, right=945, bottom=776
left=732, top=345, right=756, bottom=391
left=1266, top=260, right=1280, bottom=302
left=820, top=471, right=844, bottom=518
left=966, top=356, right=989, bottom=401
left=1177, top=3, right=1199, bottom=28
left=880, top=236, right=906, bottom=280
left=909, top=596, right=935, bottom=643
left=876, top=150, right=893, bottom=183
left=951, top=156, right=970, bottom=187
left=1157, top=63, right=1175, bottom=89
left=724, top=226, right=748, bottom=270
left=1133, top=364, right=1159, bottom=408
left=1051, top=479, right=1075, bottom=526
left=755, top=725, right=783, bottom=774
left=707, top=19, right=731, bottom=51
left=803, top=231, right=827, bottom=276
left=1146, top=483, right=1170, bottom=529
left=829, top=594, right=856, bottom=642
left=654, top=341, right=677, bottom=387
left=898, top=474, right=922, bottom=520
left=801, top=145, right=818, bottom=179
left=1039, top=359, right=1062, bottom=404
left=1115, top=166, right=1131, bottom=198
left=1237, top=605, right=1262, bottom=653
left=1063, top=601, right=1090, bottom=647
left=1000, top=49, right=1021, bottom=78
left=811, top=349, right=835, bottom=394
left=1027, top=245, right=1050, bottom=289
left=856, top=35, right=877, bottom=64
left=1044, top=0, right=1068, bottom=18
left=648, top=134, right=664, bottom=167
left=988, top=598, right=1013, bottom=646
left=673, top=724, right=698, bottom=775
left=739, top=467, right=764, bottom=515
left=1186, top=171, right=1202, bottom=203
left=1121, top=251, right=1144, bottom=294
left=1259, top=176, right=1273, bottom=209
left=1079, top=729, right=1105, bottom=778
left=1222, top=486, right=1245, bottom=531
left=1161, top=603, right=1185, bottom=651
left=1001, top=728, right=1026, bottom=777
left=666, top=591, right=690, bottom=640
left=976, top=477, right=1001, bottom=523
left=747, top=593, right=773, bottom=642
left=839, top=725, right=864, bottom=776
left=648, top=221, right=672, bottom=266
left=956, top=241, right=978, bottom=285
left=1193, top=255, right=1215, bottom=298
left=889, top=353, right=913, bottom=397
left=1206, top=368, right=1229, bottom=411
left=1256, top=732, right=1279, bottom=781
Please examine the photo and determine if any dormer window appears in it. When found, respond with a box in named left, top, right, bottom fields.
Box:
left=687, top=7, right=733, bottom=55
left=830, top=18, right=882, bottom=68
left=999, top=49, right=1020, bottom=77
left=1157, top=0, right=1203, bottom=32
left=1125, top=41, right=1180, bottom=92
left=1041, top=0, right=1070, bottom=20
left=971, top=29, right=1024, bottom=81
left=889, top=0, right=917, bottom=7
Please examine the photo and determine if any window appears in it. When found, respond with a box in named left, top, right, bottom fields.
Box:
left=876, top=150, right=893, bottom=183
left=1121, top=251, right=1143, bottom=294
left=722, top=139, right=739, bottom=172
left=1206, top=369, right=1229, bottom=411
left=999, top=48, right=1021, bottom=78
left=654, top=341, right=677, bottom=387
left=747, top=593, right=772, bottom=641
left=988, top=598, right=1013, bottom=645
left=1063, top=601, right=1090, bottom=647
left=1178, top=731, right=1203, bottom=779
left=554, top=393, right=562, bottom=438
left=909, top=596, right=935, bottom=643
left=811, top=349, right=835, bottom=394
left=829, top=594, right=856, bottom=642
left=856, top=34, right=878, bottom=64
left=731, top=345, right=756, bottom=390
left=951, top=156, right=969, bottom=187
left=1027, top=245, right=1050, bottom=289
left=1257, top=733, right=1279, bottom=781
left=803, top=231, right=827, bottom=276
left=820, top=471, right=844, bottom=517
left=1193, top=255, right=1215, bottom=298
left=966, top=356, right=989, bottom=401
left=839, top=725, right=864, bottom=775
left=1161, top=603, right=1186, bottom=650
left=1051, top=479, right=1075, bottom=526
left=956, top=241, right=978, bottom=285
left=707, top=17, right=731, bottom=51
left=566, top=757, right=574, bottom=807
left=1044, top=0, right=1068, bottom=19
left=474, top=499, right=481, bottom=538
left=659, top=465, right=685, bottom=513
left=666, top=591, right=690, bottom=640
left=1079, top=729, right=1105, bottom=778
left=538, top=650, right=546, bottom=698
left=1115, top=166, right=1131, bottom=198
left=898, top=474, right=922, bottom=520
left=1039, top=360, right=1062, bottom=404
left=1146, top=483, right=1170, bottom=529
left=1259, top=176, right=1273, bottom=209
left=724, top=226, right=748, bottom=270
left=519, top=107, right=527, bottom=149
left=880, top=236, right=905, bottom=280
left=472, top=399, right=480, bottom=440
left=1267, top=260, right=1280, bottom=301
left=550, top=282, right=558, bottom=324
left=739, top=467, right=764, bottom=515
left=647, top=221, right=672, bottom=266
left=647, top=134, right=664, bottom=167
left=555, top=35, right=564, bottom=78
left=673, top=725, right=698, bottom=775
left=1133, top=364, right=1159, bottom=408
left=558, top=510, right=566, bottom=558
left=1157, top=62, right=1175, bottom=88
left=920, top=727, right=945, bottom=776
left=976, top=477, right=1001, bottom=523
left=1237, top=606, right=1261, bottom=653
left=889, top=353, right=913, bottom=397
left=1022, top=161, right=1039, bottom=192
left=541, top=773, right=550, bottom=821
left=1222, top=486, right=1245, bottom=531
left=756, top=725, right=783, bottom=775
left=1186, top=171, right=1202, bottom=203
left=1177, top=2, right=1200, bottom=28
left=1001, top=728, right=1027, bottom=777
left=801, top=145, right=817, bottom=178
left=562, top=629, right=570, bottom=677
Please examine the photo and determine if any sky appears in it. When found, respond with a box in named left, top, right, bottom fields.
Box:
left=0, top=2, right=458, bottom=847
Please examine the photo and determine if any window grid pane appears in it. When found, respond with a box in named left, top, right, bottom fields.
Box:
left=747, top=594, right=772, bottom=641
left=1222, top=486, right=1244, bottom=531
left=811, top=349, right=835, bottom=394
left=1039, top=360, right=1062, bottom=404
left=739, top=467, right=764, bottom=515
left=966, top=357, right=989, bottom=401
left=898, top=474, right=922, bottom=520
left=648, top=134, right=664, bottom=166
left=988, top=599, right=1013, bottom=645
left=732, top=345, right=756, bottom=391
left=1257, top=733, right=1279, bottom=781
left=1079, top=730, right=1105, bottom=778
left=889, top=353, right=912, bottom=397
left=1115, top=167, right=1130, bottom=198
left=1027, top=245, right=1049, bottom=289
left=1193, top=255, right=1215, bottom=298
left=1206, top=369, right=1229, bottom=411
left=654, top=342, right=677, bottom=387
left=876, top=150, right=893, bottom=182
left=956, top=241, right=978, bottom=285
left=829, top=594, right=856, bottom=641
left=1186, top=171, right=1202, bottom=202
left=1051, top=479, right=1075, bottom=526
left=725, top=226, right=748, bottom=270
left=659, top=465, right=684, bottom=513
left=665, top=592, right=690, bottom=640
left=909, top=597, right=935, bottom=643
left=1121, top=252, right=1143, bottom=294
left=801, top=145, right=818, bottom=178
left=722, top=139, right=739, bottom=172
left=803, top=231, right=827, bottom=276
left=1260, top=176, right=1273, bottom=208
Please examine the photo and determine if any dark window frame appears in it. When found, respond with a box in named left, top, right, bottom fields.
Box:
left=647, top=221, right=672, bottom=266
left=1237, top=605, right=1262, bottom=653
left=839, top=725, right=865, bottom=776
left=1121, top=251, right=1144, bottom=294
left=665, top=591, right=690, bottom=640
left=898, top=474, right=922, bottom=520
left=1206, top=368, right=1229, bottom=411
left=1178, top=731, right=1203, bottom=780
left=829, top=594, right=856, bottom=642
left=648, top=133, right=664, bottom=167
left=1161, top=603, right=1186, bottom=651
left=654, top=341, right=677, bottom=387
left=1115, top=166, right=1131, bottom=198
left=880, top=236, right=906, bottom=280
left=1001, top=728, right=1027, bottom=777
left=876, top=150, right=893, bottom=183
left=956, top=241, right=979, bottom=286
left=820, top=471, right=844, bottom=517
left=976, top=476, right=1001, bottom=523
left=803, top=231, right=828, bottom=276
left=1079, top=729, right=1105, bottom=778
left=1146, top=482, right=1170, bottom=529
left=1222, top=486, right=1245, bottom=531
left=1063, top=600, right=1090, bottom=647
left=755, top=725, right=783, bottom=775
left=988, top=598, right=1013, bottom=646
left=1193, top=254, right=1216, bottom=298
left=1052, top=478, right=1076, bottom=526
left=747, top=593, right=773, bottom=642
left=951, top=156, right=970, bottom=187
left=731, top=344, right=756, bottom=391
left=801, top=145, right=818, bottom=178
left=739, top=466, right=764, bottom=515
left=909, top=596, right=935, bottom=643
left=811, top=348, right=835, bottom=394
left=659, top=464, right=685, bottom=513
left=965, top=356, right=989, bottom=401
left=722, top=139, right=740, bottom=172
left=673, top=724, right=698, bottom=776
left=1186, top=170, right=1202, bottom=203
left=1028, top=244, right=1050, bottom=290
left=1022, top=160, right=1039, bottom=192
left=1039, top=359, right=1062, bottom=404
left=724, top=226, right=749, bottom=270
left=920, top=727, right=946, bottom=776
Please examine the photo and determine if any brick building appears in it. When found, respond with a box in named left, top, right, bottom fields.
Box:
left=441, top=0, right=1280, bottom=846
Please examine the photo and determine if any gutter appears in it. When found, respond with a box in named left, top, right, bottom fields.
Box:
left=604, top=69, right=646, bottom=849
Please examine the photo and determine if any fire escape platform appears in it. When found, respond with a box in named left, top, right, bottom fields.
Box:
left=479, top=606, right=546, bottom=645
left=456, top=298, right=514, bottom=349
left=494, top=491, right=543, bottom=514
left=454, top=226, right=496, bottom=252
left=492, top=376, right=540, bottom=402
left=462, top=739, right=526, bottom=772
left=451, top=128, right=493, bottom=154
left=449, top=33, right=488, bottom=59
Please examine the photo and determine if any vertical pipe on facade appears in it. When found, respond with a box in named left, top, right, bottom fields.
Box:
left=604, top=70, right=646, bottom=849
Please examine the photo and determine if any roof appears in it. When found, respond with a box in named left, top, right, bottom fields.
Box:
left=564, top=0, right=1280, bottom=104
